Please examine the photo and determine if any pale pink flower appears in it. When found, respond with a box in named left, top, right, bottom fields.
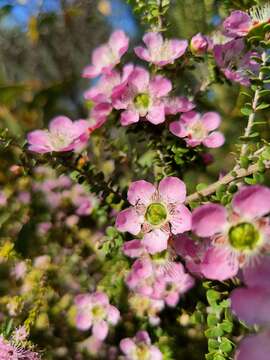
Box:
left=112, top=66, right=172, bottom=126
left=120, top=331, right=162, bottom=360
left=134, top=32, right=187, bottom=67
left=116, top=177, right=191, bottom=254
left=191, top=185, right=270, bottom=280
left=27, top=116, right=90, bottom=153
left=169, top=111, right=224, bottom=148
left=75, top=291, right=120, bottom=341
left=82, top=30, right=129, bottom=78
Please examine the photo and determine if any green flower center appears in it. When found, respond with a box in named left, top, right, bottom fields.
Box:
left=134, top=93, right=150, bottom=110
left=136, top=345, right=150, bottom=360
left=92, top=305, right=105, bottom=320
left=228, top=222, right=260, bottom=252
left=190, top=121, right=207, bottom=140
left=145, top=203, right=167, bottom=226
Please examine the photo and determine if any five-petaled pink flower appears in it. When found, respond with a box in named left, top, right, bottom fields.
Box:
left=27, top=116, right=90, bottom=153
left=120, top=330, right=162, bottom=360
left=191, top=185, right=270, bottom=280
left=134, top=32, right=187, bottom=67
left=112, top=66, right=172, bottom=126
left=230, top=256, right=270, bottom=360
left=82, top=30, right=129, bottom=78
left=74, top=291, right=120, bottom=340
left=116, top=177, right=191, bottom=254
left=169, top=111, right=224, bottom=148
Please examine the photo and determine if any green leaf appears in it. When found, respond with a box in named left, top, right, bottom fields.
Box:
left=205, top=326, right=224, bottom=338
left=240, top=107, right=253, bottom=116
left=207, top=290, right=221, bottom=304
left=220, top=320, right=233, bottom=333
left=256, top=102, right=270, bottom=110
left=219, top=338, right=233, bottom=353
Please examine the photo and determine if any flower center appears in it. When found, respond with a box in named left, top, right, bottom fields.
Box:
left=145, top=203, right=167, bottom=226
left=228, top=222, right=260, bottom=252
left=92, top=305, right=106, bottom=320
left=135, top=344, right=150, bottom=360
left=134, top=93, right=150, bottom=110
left=189, top=121, right=207, bottom=140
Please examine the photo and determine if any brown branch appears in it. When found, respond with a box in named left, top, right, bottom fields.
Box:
left=185, top=163, right=269, bottom=204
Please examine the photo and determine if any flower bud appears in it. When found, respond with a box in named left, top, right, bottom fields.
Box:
left=190, top=33, right=211, bottom=55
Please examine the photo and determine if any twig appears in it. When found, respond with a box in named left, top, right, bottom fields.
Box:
left=185, top=162, right=269, bottom=204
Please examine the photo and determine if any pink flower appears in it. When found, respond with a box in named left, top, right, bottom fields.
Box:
left=116, top=177, right=191, bottom=254
left=120, top=331, right=162, bottom=360
left=191, top=185, right=270, bottom=280
left=126, top=256, right=194, bottom=306
left=213, top=38, right=259, bottom=86
left=112, top=66, right=172, bottom=125
left=0, top=336, right=40, bottom=360
left=134, top=32, right=187, bottom=67
left=27, top=116, right=90, bottom=153
left=190, top=33, right=212, bottom=55
left=223, top=11, right=252, bottom=37
left=128, top=294, right=164, bottom=326
left=169, top=111, right=224, bottom=148
left=82, top=30, right=129, bottom=78
left=230, top=257, right=270, bottom=360
left=74, top=291, right=120, bottom=340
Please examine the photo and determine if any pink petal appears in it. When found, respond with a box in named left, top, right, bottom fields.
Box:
left=235, top=331, right=270, bottom=360
left=82, top=65, right=99, bottom=78
left=192, top=203, right=227, bottom=237
left=107, top=305, right=120, bottom=325
left=170, top=39, right=188, bottom=58
left=129, top=67, right=150, bottom=93
left=147, top=104, right=165, bottom=124
left=150, top=346, right=163, bottom=360
left=169, top=120, right=188, bottom=138
left=122, top=239, right=145, bottom=258
left=120, top=110, right=139, bottom=126
left=127, top=180, right=156, bottom=206
left=76, top=312, right=92, bottom=331
left=49, top=116, right=73, bottom=132
left=149, top=76, right=172, bottom=98
left=201, top=112, right=221, bottom=131
left=91, top=292, right=109, bottom=305
left=158, top=176, right=186, bottom=203
left=201, top=247, right=239, bottom=281
left=170, top=204, right=192, bottom=234
left=232, top=185, right=270, bottom=219
left=165, top=292, right=180, bottom=307
left=231, top=287, right=270, bottom=325
left=120, top=338, right=136, bottom=354
left=115, top=208, right=142, bottom=235
left=136, top=330, right=151, bottom=344
left=143, top=32, right=163, bottom=50
left=27, top=130, right=52, bottom=153
left=243, top=256, right=270, bottom=289
left=203, top=131, right=225, bottom=148
left=142, top=229, right=169, bottom=254
left=92, top=320, right=108, bottom=340
left=134, top=46, right=151, bottom=62
left=108, top=30, right=129, bottom=56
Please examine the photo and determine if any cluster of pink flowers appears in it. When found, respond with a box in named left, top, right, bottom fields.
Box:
left=27, top=29, right=228, bottom=153
left=116, top=176, right=194, bottom=311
